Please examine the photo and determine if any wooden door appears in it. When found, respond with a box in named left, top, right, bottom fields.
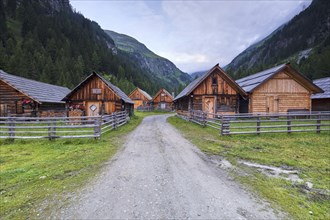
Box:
left=203, top=97, right=215, bottom=115
left=266, top=96, right=278, bottom=113
left=86, top=102, right=101, bottom=116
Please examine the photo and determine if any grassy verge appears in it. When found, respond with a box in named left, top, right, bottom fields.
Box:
left=168, top=116, right=330, bottom=219
left=0, top=112, right=166, bottom=219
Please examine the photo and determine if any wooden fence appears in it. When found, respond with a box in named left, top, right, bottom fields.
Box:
left=0, top=111, right=129, bottom=140
left=177, top=110, right=330, bottom=135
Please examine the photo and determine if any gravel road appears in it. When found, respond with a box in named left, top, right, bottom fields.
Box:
left=59, top=114, right=280, bottom=219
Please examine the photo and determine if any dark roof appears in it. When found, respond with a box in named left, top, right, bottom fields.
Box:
left=0, top=70, right=70, bottom=104
left=129, top=87, right=152, bottom=100
left=63, top=72, right=134, bottom=104
left=236, top=64, right=286, bottom=93
left=152, top=88, right=173, bottom=102
left=236, top=63, right=323, bottom=94
left=312, top=77, right=330, bottom=99
left=174, top=64, right=247, bottom=101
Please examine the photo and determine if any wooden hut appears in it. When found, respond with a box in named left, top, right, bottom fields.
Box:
left=236, top=63, right=323, bottom=113
left=0, top=70, right=70, bottom=117
left=128, top=87, right=152, bottom=109
left=151, top=88, right=174, bottom=110
left=311, top=77, right=330, bottom=111
left=62, top=72, right=134, bottom=116
left=173, top=64, right=247, bottom=115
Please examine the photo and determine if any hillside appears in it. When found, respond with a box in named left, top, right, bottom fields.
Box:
left=105, top=30, right=192, bottom=94
left=0, top=0, right=189, bottom=94
left=226, top=0, right=330, bottom=80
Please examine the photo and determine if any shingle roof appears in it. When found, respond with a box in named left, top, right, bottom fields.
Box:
left=138, top=88, right=152, bottom=100
left=0, top=70, right=70, bottom=104
left=236, top=64, right=286, bottom=93
left=129, top=87, right=152, bottom=100
left=236, top=63, right=323, bottom=94
left=312, top=77, right=330, bottom=99
left=63, top=72, right=134, bottom=104
left=174, top=64, right=246, bottom=101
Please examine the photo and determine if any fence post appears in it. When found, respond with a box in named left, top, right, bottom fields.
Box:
left=48, top=120, right=51, bottom=140
left=256, top=116, right=261, bottom=135
left=287, top=115, right=292, bottom=134
left=316, top=116, right=321, bottom=134
left=8, top=118, right=15, bottom=139
left=203, top=112, right=207, bottom=127
left=94, top=117, right=101, bottom=139
left=52, top=120, right=56, bottom=140
left=221, top=117, right=229, bottom=136
left=114, top=112, right=117, bottom=129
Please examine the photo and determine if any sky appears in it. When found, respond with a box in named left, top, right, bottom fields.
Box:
left=70, top=0, right=312, bottom=73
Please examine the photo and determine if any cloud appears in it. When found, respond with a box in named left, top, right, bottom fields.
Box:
left=70, top=0, right=311, bottom=73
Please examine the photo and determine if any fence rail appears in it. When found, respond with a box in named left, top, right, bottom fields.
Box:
left=0, top=111, right=129, bottom=140
left=177, top=110, right=330, bottom=135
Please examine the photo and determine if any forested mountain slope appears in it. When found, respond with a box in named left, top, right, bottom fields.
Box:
left=226, top=0, right=330, bottom=80
left=0, top=0, right=189, bottom=94
left=105, top=30, right=192, bottom=94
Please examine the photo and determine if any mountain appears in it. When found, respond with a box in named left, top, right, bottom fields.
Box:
left=0, top=0, right=189, bottom=95
left=190, top=70, right=207, bottom=80
left=226, top=0, right=330, bottom=80
left=105, top=30, right=192, bottom=94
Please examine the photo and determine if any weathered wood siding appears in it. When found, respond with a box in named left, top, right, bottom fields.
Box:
left=129, top=89, right=150, bottom=109
left=0, top=80, right=27, bottom=115
left=192, top=71, right=237, bottom=96
left=250, top=71, right=311, bottom=113
left=153, top=89, right=173, bottom=110
left=69, top=75, right=121, bottom=102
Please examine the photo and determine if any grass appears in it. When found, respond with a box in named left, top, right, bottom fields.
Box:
left=168, top=116, right=330, bottom=219
left=0, top=111, right=167, bottom=219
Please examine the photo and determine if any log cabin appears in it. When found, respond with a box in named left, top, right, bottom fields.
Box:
left=236, top=63, right=323, bottom=113
left=128, top=87, right=152, bottom=109
left=152, top=88, right=174, bottom=110
left=0, top=70, right=70, bottom=117
left=62, top=72, right=134, bottom=116
left=311, top=77, right=330, bottom=111
left=173, top=64, right=247, bottom=116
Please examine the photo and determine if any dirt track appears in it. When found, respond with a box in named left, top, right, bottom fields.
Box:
left=59, top=114, right=280, bottom=219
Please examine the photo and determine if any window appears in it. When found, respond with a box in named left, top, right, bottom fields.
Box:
left=212, top=77, right=217, bottom=85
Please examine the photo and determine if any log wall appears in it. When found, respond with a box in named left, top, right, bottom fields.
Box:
left=250, top=71, right=311, bottom=113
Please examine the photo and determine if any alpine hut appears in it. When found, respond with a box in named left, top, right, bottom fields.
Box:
left=62, top=72, right=134, bottom=116
left=151, top=88, right=174, bottom=110
left=311, top=77, right=330, bottom=111
left=128, top=87, right=152, bottom=109
left=0, top=70, right=70, bottom=117
left=173, top=64, right=247, bottom=116
left=236, top=63, right=323, bottom=113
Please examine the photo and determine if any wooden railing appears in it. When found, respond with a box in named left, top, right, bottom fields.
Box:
left=0, top=111, right=129, bottom=140
left=177, top=110, right=330, bottom=135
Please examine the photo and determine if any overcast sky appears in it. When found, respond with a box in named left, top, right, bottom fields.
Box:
left=70, top=0, right=312, bottom=73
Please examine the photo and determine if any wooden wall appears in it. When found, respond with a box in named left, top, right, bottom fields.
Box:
left=175, top=69, right=240, bottom=114
left=129, top=89, right=150, bottom=109
left=68, top=75, right=121, bottom=102
left=192, top=70, right=237, bottom=96
left=67, top=75, right=134, bottom=116
left=0, top=80, right=27, bottom=115
left=250, top=71, right=311, bottom=113
left=153, top=89, right=173, bottom=109
left=0, top=80, right=65, bottom=116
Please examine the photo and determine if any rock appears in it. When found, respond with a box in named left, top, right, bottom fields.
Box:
left=306, top=182, right=313, bottom=189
